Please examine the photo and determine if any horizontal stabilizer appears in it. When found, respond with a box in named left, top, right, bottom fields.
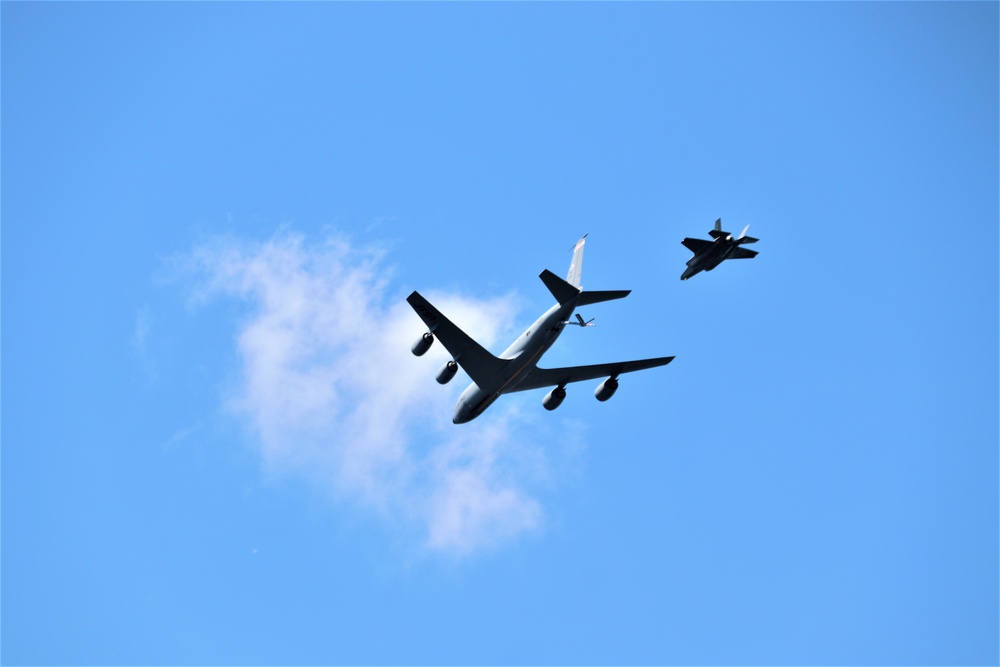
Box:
left=540, top=269, right=581, bottom=305
left=740, top=236, right=759, bottom=244
left=578, top=289, right=630, bottom=306
left=540, top=269, right=629, bottom=306
left=730, top=247, right=758, bottom=260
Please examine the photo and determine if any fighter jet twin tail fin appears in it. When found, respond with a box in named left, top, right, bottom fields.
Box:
left=707, top=218, right=758, bottom=244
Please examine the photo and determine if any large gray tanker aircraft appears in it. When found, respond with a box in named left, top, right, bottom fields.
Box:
left=681, top=218, right=759, bottom=280
left=407, top=236, right=675, bottom=424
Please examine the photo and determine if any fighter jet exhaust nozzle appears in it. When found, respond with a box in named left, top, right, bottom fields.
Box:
left=594, top=377, right=619, bottom=402
left=436, top=360, right=458, bottom=385
left=411, top=332, right=434, bottom=356
left=543, top=386, right=567, bottom=411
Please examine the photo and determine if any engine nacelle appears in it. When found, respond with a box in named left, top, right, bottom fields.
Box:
left=543, top=386, right=567, bottom=411
left=436, top=360, right=458, bottom=385
left=411, top=332, right=434, bottom=357
left=594, top=377, right=619, bottom=402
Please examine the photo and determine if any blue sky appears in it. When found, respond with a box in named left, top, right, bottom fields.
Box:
left=3, top=2, right=997, bottom=665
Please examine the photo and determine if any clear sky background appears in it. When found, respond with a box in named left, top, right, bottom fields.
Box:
left=3, top=3, right=997, bottom=665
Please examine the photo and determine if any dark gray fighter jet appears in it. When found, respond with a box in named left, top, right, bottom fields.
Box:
left=681, top=218, right=759, bottom=280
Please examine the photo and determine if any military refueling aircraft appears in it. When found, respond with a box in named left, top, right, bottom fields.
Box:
left=681, top=218, right=759, bottom=280
left=407, top=236, right=675, bottom=424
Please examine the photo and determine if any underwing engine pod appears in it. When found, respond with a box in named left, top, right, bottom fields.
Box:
left=543, top=386, right=567, bottom=411
left=436, top=360, right=458, bottom=385
left=411, top=332, right=434, bottom=356
left=594, top=377, right=619, bottom=402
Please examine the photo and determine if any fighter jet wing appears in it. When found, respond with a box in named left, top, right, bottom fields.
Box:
left=406, top=291, right=507, bottom=388
left=682, top=238, right=714, bottom=253
left=730, top=247, right=759, bottom=259
left=508, top=356, right=675, bottom=393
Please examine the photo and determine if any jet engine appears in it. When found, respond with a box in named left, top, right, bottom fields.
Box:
left=411, top=332, right=434, bottom=356
left=594, top=377, right=619, bottom=402
left=436, top=360, right=458, bottom=385
left=542, top=386, right=567, bottom=411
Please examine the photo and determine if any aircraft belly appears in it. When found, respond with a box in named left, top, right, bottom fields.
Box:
left=505, top=373, right=533, bottom=392
left=468, top=392, right=500, bottom=418
left=500, top=362, right=537, bottom=394
left=455, top=383, right=500, bottom=423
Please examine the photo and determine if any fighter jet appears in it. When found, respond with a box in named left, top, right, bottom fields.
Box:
left=407, top=236, right=674, bottom=424
left=681, top=218, right=759, bottom=280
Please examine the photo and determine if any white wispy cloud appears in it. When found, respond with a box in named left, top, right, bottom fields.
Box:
left=178, top=230, right=574, bottom=555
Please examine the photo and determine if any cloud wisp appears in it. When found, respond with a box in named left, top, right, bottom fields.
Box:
left=180, top=231, right=563, bottom=555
